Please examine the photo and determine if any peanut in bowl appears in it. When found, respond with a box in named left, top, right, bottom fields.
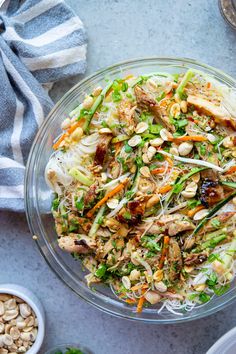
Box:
left=0, top=284, right=45, bottom=354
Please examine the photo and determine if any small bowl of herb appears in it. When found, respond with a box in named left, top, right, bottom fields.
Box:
left=44, top=344, right=92, bottom=354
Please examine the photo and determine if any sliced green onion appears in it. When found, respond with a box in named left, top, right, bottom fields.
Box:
left=69, top=168, right=94, bottom=187
left=88, top=205, right=106, bottom=237
left=83, top=81, right=113, bottom=133
left=176, top=69, right=194, bottom=99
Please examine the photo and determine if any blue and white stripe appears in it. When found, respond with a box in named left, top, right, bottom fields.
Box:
left=0, top=0, right=87, bottom=211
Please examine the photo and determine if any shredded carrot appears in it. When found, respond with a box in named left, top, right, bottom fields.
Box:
left=159, top=185, right=172, bottom=194
left=224, top=166, right=236, bottom=175
left=207, top=82, right=211, bottom=89
left=188, top=205, right=204, bottom=218
left=171, top=135, right=207, bottom=142
left=166, top=91, right=173, bottom=99
left=114, top=142, right=122, bottom=156
left=53, top=133, right=67, bottom=150
left=151, top=167, right=166, bottom=175
left=165, top=156, right=173, bottom=166
left=136, top=296, right=145, bottom=313
left=125, top=298, right=137, bottom=304
left=53, top=121, right=84, bottom=150
left=87, top=178, right=129, bottom=218
left=131, top=284, right=149, bottom=292
left=159, top=235, right=170, bottom=269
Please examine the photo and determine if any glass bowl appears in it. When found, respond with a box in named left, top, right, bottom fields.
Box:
left=25, top=57, right=236, bottom=324
left=44, top=343, right=92, bottom=354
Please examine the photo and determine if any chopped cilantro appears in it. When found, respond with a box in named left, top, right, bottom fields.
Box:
left=75, top=196, right=84, bottom=211
left=200, top=145, right=206, bottom=155
left=154, top=153, right=164, bottom=161
left=95, top=264, right=107, bottom=278
left=100, top=106, right=109, bottom=113
left=187, top=199, right=201, bottom=209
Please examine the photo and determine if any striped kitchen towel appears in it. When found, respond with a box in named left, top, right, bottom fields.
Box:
left=0, top=0, right=87, bottom=212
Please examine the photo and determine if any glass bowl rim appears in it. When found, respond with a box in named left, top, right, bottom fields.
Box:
left=25, top=56, right=236, bottom=324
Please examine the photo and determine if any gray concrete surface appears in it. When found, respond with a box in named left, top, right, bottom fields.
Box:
left=1, top=0, right=236, bottom=353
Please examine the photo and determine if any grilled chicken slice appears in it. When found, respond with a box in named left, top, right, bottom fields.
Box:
left=58, top=235, right=95, bottom=254
left=84, top=183, right=98, bottom=209
left=201, top=212, right=235, bottom=234
left=187, top=95, right=236, bottom=130
left=118, top=100, right=136, bottom=135
left=200, top=170, right=224, bottom=207
left=134, top=85, right=175, bottom=132
left=184, top=253, right=208, bottom=266
left=168, top=238, right=183, bottom=281
left=168, top=219, right=195, bottom=236
left=94, top=133, right=112, bottom=166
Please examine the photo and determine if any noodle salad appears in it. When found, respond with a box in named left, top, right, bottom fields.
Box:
left=45, top=69, right=236, bottom=315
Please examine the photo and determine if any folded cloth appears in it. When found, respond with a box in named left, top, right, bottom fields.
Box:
left=0, top=0, right=87, bottom=212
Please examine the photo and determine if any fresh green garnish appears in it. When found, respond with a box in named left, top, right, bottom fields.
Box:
left=100, top=106, right=109, bottom=113
left=154, top=153, right=164, bottom=161
left=69, top=168, right=94, bottom=187
left=208, top=253, right=222, bottom=263
left=214, top=284, right=230, bottom=296
left=199, top=292, right=211, bottom=303
left=210, top=218, right=221, bottom=229
left=52, top=197, right=60, bottom=210
left=75, top=196, right=84, bottom=211
left=149, top=124, right=163, bottom=135
left=65, top=347, right=85, bottom=354
left=200, top=145, right=206, bottom=155
left=156, top=91, right=166, bottom=102
left=172, top=183, right=184, bottom=194
left=123, top=211, right=132, bottom=220
left=117, top=156, right=129, bottom=172
left=141, top=235, right=161, bottom=252
left=95, top=264, right=107, bottom=278
left=206, top=273, right=218, bottom=288
left=121, top=82, right=128, bottom=92
left=187, top=199, right=201, bottom=209
left=124, top=141, right=133, bottom=153
left=112, top=90, right=121, bottom=102
left=176, top=69, right=194, bottom=99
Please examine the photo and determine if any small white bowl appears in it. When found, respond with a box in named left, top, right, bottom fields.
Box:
left=206, top=327, right=236, bottom=354
left=0, top=284, right=45, bottom=354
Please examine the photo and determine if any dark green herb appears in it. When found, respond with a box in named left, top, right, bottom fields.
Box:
left=121, top=82, right=128, bottom=92
left=52, top=197, right=60, bottom=210
left=141, top=235, right=161, bottom=252
left=199, top=292, right=211, bottom=303
left=214, top=284, right=230, bottom=296
left=75, top=196, right=84, bottom=211
left=65, top=348, right=85, bottom=354
left=206, top=273, right=218, bottom=288
left=95, top=264, right=107, bottom=278
left=154, top=153, right=165, bottom=161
